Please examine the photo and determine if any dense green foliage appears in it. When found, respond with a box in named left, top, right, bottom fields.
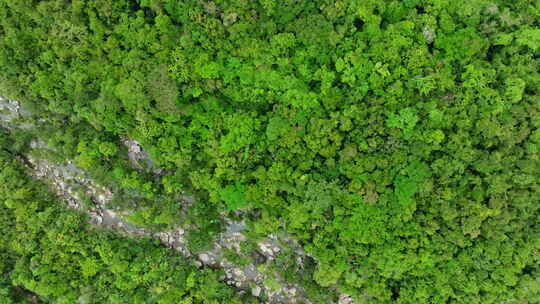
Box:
left=1, top=0, right=539, bottom=303
left=0, top=131, right=251, bottom=304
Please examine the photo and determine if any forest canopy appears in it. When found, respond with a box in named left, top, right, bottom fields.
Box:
left=0, top=130, right=251, bottom=304
left=0, top=0, right=539, bottom=303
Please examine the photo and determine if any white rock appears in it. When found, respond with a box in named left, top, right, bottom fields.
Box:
left=233, top=268, right=244, bottom=278
left=339, top=294, right=354, bottom=304
left=199, top=253, right=211, bottom=264
left=251, top=286, right=262, bottom=297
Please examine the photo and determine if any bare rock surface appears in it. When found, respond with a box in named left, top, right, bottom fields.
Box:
left=0, top=97, right=32, bottom=129
left=121, top=137, right=155, bottom=170
left=339, top=294, right=355, bottom=304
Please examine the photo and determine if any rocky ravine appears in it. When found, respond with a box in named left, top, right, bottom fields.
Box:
left=26, top=150, right=316, bottom=303
left=2, top=97, right=355, bottom=303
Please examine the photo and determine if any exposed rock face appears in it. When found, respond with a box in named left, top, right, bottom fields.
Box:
left=252, top=285, right=262, bottom=297
left=258, top=238, right=281, bottom=260
left=121, top=137, right=155, bottom=170
left=193, top=217, right=315, bottom=303
left=0, top=97, right=19, bottom=121
left=339, top=294, right=355, bottom=304
left=0, top=97, right=31, bottom=129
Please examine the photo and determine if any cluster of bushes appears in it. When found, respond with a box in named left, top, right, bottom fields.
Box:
left=1, top=0, right=539, bottom=302
left=0, top=130, right=252, bottom=304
